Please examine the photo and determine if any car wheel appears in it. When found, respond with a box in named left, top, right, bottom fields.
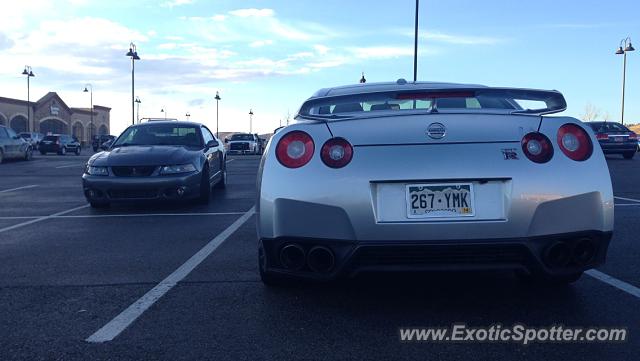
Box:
left=89, top=201, right=110, bottom=208
left=75, top=147, right=81, bottom=156
left=197, top=166, right=211, bottom=204
left=0, top=149, right=3, bottom=164
left=59, top=147, right=66, bottom=156
left=215, top=161, right=227, bottom=189
left=259, top=242, right=299, bottom=288
left=24, top=147, right=33, bottom=161
left=623, top=151, right=635, bottom=159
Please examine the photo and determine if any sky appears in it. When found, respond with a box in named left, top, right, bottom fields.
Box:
left=0, top=0, right=639, bottom=135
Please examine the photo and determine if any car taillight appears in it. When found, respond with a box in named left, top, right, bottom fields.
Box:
left=521, top=132, right=554, bottom=163
left=629, top=132, right=637, bottom=140
left=557, top=124, right=593, bottom=161
left=321, top=138, right=353, bottom=168
left=596, top=133, right=609, bottom=140
left=276, top=131, right=314, bottom=168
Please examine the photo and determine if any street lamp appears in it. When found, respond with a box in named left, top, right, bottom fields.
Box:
left=83, top=84, right=93, bottom=142
left=185, top=112, right=190, bottom=121
left=215, top=91, right=221, bottom=138
left=413, top=0, right=420, bottom=82
left=126, top=43, right=140, bottom=125
left=21, top=66, right=35, bottom=132
left=616, top=37, right=635, bottom=125
left=134, top=96, right=141, bottom=123
left=161, top=107, right=167, bottom=120
left=249, top=109, right=254, bottom=133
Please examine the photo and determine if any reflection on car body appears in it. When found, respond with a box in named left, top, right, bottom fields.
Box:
left=82, top=121, right=226, bottom=208
left=257, top=80, right=613, bottom=287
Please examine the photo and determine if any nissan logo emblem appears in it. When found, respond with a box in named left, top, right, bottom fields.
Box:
left=427, top=122, right=446, bottom=139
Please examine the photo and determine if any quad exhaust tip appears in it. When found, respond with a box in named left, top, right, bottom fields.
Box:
left=543, top=238, right=597, bottom=268
left=572, top=238, right=596, bottom=266
left=544, top=241, right=571, bottom=268
left=307, top=246, right=335, bottom=273
left=279, top=244, right=306, bottom=270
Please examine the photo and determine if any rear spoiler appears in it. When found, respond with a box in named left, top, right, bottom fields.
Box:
left=297, top=87, right=567, bottom=118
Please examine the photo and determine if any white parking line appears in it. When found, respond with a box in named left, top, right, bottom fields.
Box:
left=614, top=203, right=640, bottom=207
left=85, top=206, right=256, bottom=343
left=0, top=204, right=90, bottom=234
left=614, top=196, right=640, bottom=203
left=586, top=269, right=640, bottom=299
left=0, top=212, right=246, bottom=220
left=55, top=164, right=81, bottom=169
left=226, top=159, right=235, bottom=163
left=0, top=185, right=38, bottom=194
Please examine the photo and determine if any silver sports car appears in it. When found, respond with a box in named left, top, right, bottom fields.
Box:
left=257, top=80, right=613, bottom=286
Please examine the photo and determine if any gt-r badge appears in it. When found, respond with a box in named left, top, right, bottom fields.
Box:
left=501, top=148, right=519, bottom=160
left=426, top=122, right=446, bottom=139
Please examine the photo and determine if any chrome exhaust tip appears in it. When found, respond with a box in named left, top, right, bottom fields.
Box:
left=572, top=238, right=596, bottom=266
left=307, top=246, right=335, bottom=273
left=544, top=241, right=571, bottom=268
left=279, top=244, right=306, bottom=270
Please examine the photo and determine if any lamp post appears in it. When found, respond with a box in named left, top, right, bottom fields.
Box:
left=616, top=37, right=635, bottom=125
left=413, top=0, right=419, bottom=82
left=21, top=66, right=35, bottom=132
left=185, top=112, right=190, bottom=121
left=83, top=84, right=93, bottom=143
left=134, top=96, right=141, bottom=123
left=249, top=109, right=254, bottom=133
left=161, top=107, right=167, bottom=120
left=126, top=43, right=140, bottom=125
left=215, top=91, right=221, bottom=138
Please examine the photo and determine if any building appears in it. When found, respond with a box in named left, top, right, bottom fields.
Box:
left=0, top=92, right=110, bottom=143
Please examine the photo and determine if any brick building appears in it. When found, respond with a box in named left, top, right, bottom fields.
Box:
left=0, top=92, right=110, bottom=143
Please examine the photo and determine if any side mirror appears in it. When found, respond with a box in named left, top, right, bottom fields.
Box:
left=206, top=139, right=219, bottom=148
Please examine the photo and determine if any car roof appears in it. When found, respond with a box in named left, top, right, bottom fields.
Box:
left=310, top=80, right=488, bottom=98
left=134, top=121, right=203, bottom=127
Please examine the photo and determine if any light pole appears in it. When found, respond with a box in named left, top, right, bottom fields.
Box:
left=249, top=109, right=254, bottom=133
left=83, top=84, right=93, bottom=143
left=134, top=96, right=141, bottom=123
left=126, top=43, right=140, bottom=125
left=185, top=112, right=190, bottom=121
left=616, top=37, right=635, bottom=125
left=21, top=66, right=35, bottom=132
left=161, top=107, right=167, bottom=120
left=413, top=0, right=419, bottom=82
left=215, top=91, right=221, bottom=138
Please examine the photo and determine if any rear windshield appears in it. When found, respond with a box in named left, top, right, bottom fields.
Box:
left=590, top=122, right=630, bottom=133
left=230, top=134, right=254, bottom=141
left=113, top=124, right=202, bottom=147
left=298, top=88, right=566, bottom=117
left=43, top=136, right=59, bottom=141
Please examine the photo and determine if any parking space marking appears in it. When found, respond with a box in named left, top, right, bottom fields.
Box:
left=0, top=185, right=38, bottom=194
left=85, top=206, right=256, bottom=343
left=53, top=212, right=247, bottom=218
left=614, top=203, right=640, bottom=207
left=226, top=159, right=235, bottom=163
left=586, top=269, right=640, bottom=299
left=55, top=164, right=82, bottom=169
left=0, top=204, right=90, bottom=234
left=614, top=196, right=640, bottom=203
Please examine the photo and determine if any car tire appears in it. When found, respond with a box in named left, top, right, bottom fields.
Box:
left=24, top=147, right=33, bottom=161
left=198, top=166, right=211, bottom=204
left=215, top=160, right=227, bottom=189
left=623, top=151, right=635, bottom=159
left=75, top=147, right=81, bottom=156
left=0, top=149, right=4, bottom=164
left=259, top=242, right=300, bottom=288
left=58, top=147, right=66, bottom=156
left=89, top=201, right=110, bottom=208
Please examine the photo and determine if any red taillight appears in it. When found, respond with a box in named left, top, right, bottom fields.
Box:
left=521, top=132, right=554, bottom=163
left=557, top=124, right=593, bottom=161
left=629, top=132, right=637, bottom=140
left=596, top=133, right=609, bottom=140
left=276, top=131, right=314, bottom=168
left=320, top=138, right=353, bottom=168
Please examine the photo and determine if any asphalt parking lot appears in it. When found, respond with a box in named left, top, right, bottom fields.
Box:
left=1, top=152, right=639, bottom=360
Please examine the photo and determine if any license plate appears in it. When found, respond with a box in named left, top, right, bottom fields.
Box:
left=406, top=183, right=475, bottom=218
left=614, top=137, right=624, bottom=142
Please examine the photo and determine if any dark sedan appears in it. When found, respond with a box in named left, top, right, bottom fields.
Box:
left=82, top=121, right=226, bottom=208
left=39, top=134, right=81, bottom=155
left=588, top=121, right=637, bottom=159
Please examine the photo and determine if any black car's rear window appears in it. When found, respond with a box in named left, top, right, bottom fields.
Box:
left=43, top=136, right=59, bottom=141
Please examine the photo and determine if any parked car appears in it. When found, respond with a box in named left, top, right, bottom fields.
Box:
left=226, top=133, right=261, bottom=154
left=257, top=80, right=613, bottom=287
left=19, top=132, right=44, bottom=149
left=92, top=135, right=116, bottom=152
left=0, top=125, right=33, bottom=163
left=39, top=134, right=82, bottom=155
left=587, top=121, right=637, bottom=159
left=82, top=121, right=226, bottom=208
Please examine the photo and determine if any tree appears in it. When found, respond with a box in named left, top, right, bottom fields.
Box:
left=581, top=103, right=601, bottom=122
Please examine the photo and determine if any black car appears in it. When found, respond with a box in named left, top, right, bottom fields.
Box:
left=93, top=135, right=116, bottom=152
left=39, top=134, right=82, bottom=155
left=82, top=121, right=227, bottom=208
left=588, top=122, right=637, bottom=159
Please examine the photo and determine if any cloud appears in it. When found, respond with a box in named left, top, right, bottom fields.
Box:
left=421, top=32, right=502, bottom=45
left=314, top=44, right=330, bottom=55
left=350, top=46, right=415, bottom=59
left=249, top=40, right=273, bottom=48
left=229, top=8, right=275, bottom=17
left=161, top=0, right=194, bottom=8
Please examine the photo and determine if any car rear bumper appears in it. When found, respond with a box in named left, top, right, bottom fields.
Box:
left=260, top=230, right=613, bottom=280
left=82, top=172, right=202, bottom=202
left=599, top=142, right=637, bottom=153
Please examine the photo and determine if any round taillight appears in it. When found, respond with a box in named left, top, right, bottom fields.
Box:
left=320, top=138, right=353, bottom=168
left=557, top=124, right=593, bottom=161
left=276, top=131, right=314, bottom=168
left=521, top=132, right=553, bottom=163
